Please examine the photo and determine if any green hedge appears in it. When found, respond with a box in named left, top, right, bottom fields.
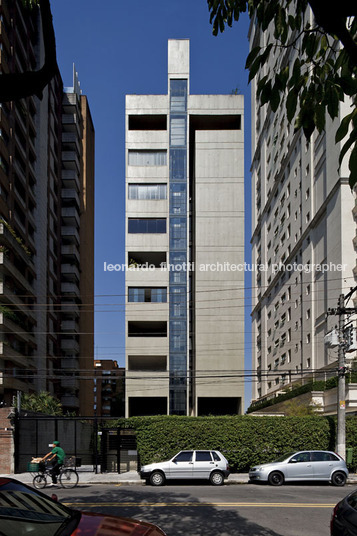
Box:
left=113, top=415, right=336, bottom=472
left=246, top=374, right=357, bottom=414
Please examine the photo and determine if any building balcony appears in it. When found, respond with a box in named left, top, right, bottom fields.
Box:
left=61, top=263, right=80, bottom=281
left=0, top=312, right=35, bottom=345
left=0, top=253, right=34, bottom=295
left=60, top=394, right=79, bottom=408
left=62, top=151, right=80, bottom=172
left=61, top=226, right=80, bottom=245
left=0, top=341, right=31, bottom=368
left=61, top=357, right=79, bottom=369
left=62, top=132, right=80, bottom=153
left=61, top=244, right=80, bottom=263
left=60, top=302, right=80, bottom=317
left=61, top=282, right=80, bottom=298
left=0, top=282, right=35, bottom=321
left=61, top=338, right=80, bottom=353
left=61, top=188, right=80, bottom=207
left=61, top=377, right=79, bottom=390
left=61, top=207, right=80, bottom=227
left=61, top=319, right=79, bottom=333
left=62, top=169, right=80, bottom=191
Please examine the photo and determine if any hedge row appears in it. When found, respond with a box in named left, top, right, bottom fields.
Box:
left=246, top=373, right=357, bottom=413
left=113, top=415, right=340, bottom=472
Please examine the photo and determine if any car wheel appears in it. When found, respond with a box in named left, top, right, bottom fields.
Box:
left=331, top=471, right=347, bottom=487
left=210, top=471, right=224, bottom=486
left=149, top=471, right=165, bottom=486
left=268, top=471, right=284, bottom=486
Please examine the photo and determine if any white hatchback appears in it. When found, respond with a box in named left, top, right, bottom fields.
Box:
left=139, top=449, right=230, bottom=486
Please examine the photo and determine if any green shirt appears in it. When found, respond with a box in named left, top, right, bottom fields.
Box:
left=51, top=446, right=65, bottom=465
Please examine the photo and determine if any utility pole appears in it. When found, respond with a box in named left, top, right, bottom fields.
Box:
left=327, top=286, right=357, bottom=460
left=337, top=294, right=346, bottom=460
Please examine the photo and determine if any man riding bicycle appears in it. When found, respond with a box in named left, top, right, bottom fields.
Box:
left=41, top=440, right=65, bottom=486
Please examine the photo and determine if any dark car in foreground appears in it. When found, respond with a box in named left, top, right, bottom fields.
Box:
left=249, top=450, right=348, bottom=486
left=331, top=489, right=357, bottom=535
left=0, top=477, right=167, bottom=536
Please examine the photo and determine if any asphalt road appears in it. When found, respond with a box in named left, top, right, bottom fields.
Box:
left=44, top=482, right=356, bottom=536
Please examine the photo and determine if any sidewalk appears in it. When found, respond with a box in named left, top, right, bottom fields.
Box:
left=1, top=470, right=357, bottom=485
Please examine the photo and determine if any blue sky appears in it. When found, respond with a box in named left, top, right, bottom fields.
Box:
left=51, top=0, right=252, bottom=404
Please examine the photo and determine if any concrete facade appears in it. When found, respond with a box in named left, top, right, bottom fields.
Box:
left=125, top=40, right=244, bottom=417
left=249, top=8, right=356, bottom=407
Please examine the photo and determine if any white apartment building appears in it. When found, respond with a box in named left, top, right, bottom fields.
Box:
left=249, top=10, right=356, bottom=406
left=125, top=40, right=244, bottom=417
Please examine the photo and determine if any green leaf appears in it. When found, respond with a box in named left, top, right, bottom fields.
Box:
left=286, top=89, right=298, bottom=122
left=260, top=80, right=272, bottom=105
left=326, top=85, right=339, bottom=120
left=349, top=145, right=357, bottom=189
left=314, top=104, right=325, bottom=133
left=270, top=87, right=281, bottom=112
left=335, top=113, right=353, bottom=143
left=338, top=76, right=357, bottom=97
left=245, top=46, right=261, bottom=69
left=339, top=129, right=357, bottom=169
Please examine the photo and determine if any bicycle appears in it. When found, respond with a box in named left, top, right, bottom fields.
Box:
left=30, top=457, right=79, bottom=489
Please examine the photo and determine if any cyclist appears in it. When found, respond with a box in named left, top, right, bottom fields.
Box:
left=41, top=440, right=66, bottom=486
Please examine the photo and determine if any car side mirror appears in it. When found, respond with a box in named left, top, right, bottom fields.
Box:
left=289, top=459, right=297, bottom=463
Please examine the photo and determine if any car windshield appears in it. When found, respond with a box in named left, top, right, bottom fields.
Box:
left=0, top=479, right=80, bottom=536
left=271, top=452, right=296, bottom=463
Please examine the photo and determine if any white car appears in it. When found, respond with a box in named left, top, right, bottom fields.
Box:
left=249, top=450, right=348, bottom=486
left=139, top=449, right=230, bottom=486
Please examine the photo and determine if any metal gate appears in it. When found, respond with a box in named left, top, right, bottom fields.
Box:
left=100, top=427, right=138, bottom=474
left=14, top=414, right=99, bottom=473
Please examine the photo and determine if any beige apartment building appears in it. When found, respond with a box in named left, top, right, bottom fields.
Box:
left=125, top=40, right=244, bottom=417
left=249, top=9, right=356, bottom=409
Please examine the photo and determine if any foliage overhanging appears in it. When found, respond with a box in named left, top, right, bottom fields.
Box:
left=207, top=0, right=357, bottom=187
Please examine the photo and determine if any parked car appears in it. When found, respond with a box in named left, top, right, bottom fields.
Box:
left=249, top=450, right=348, bottom=486
left=140, top=449, right=230, bottom=486
left=331, top=488, right=357, bottom=535
left=0, top=477, right=167, bottom=536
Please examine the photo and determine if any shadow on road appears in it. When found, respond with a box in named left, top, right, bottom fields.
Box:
left=55, top=486, right=285, bottom=536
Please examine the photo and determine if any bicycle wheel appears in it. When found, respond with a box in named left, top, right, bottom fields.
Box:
left=59, top=469, right=79, bottom=488
left=33, top=474, right=47, bottom=489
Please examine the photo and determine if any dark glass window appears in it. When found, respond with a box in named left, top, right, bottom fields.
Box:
left=173, top=451, right=192, bottom=463
left=128, top=287, right=167, bottom=303
left=196, top=451, right=212, bottom=462
left=128, top=218, right=166, bottom=234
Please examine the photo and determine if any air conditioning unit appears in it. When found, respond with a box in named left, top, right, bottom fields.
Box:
left=324, top=329, right=339, bottom=347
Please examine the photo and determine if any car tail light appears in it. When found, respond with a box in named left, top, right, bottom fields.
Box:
left=330, top=503, right=339, bottom=532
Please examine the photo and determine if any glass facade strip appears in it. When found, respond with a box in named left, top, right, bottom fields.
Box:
left=169, top=79, right=188, bottom=415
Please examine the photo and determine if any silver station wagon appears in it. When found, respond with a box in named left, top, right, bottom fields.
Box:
left=249, top=450, right=348, bottom=486
left=140, top=449, right=230, bottom=486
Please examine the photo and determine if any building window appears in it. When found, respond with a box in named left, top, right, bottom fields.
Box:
left=128, top=150, right=167, bottom=166
left=128, top=183, right=167, bottom=200
left=128, top=287, right=167, bottom=303
left=128, top=218, right=166, bottom=233
left=170, top=117, right=186, bottom=146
